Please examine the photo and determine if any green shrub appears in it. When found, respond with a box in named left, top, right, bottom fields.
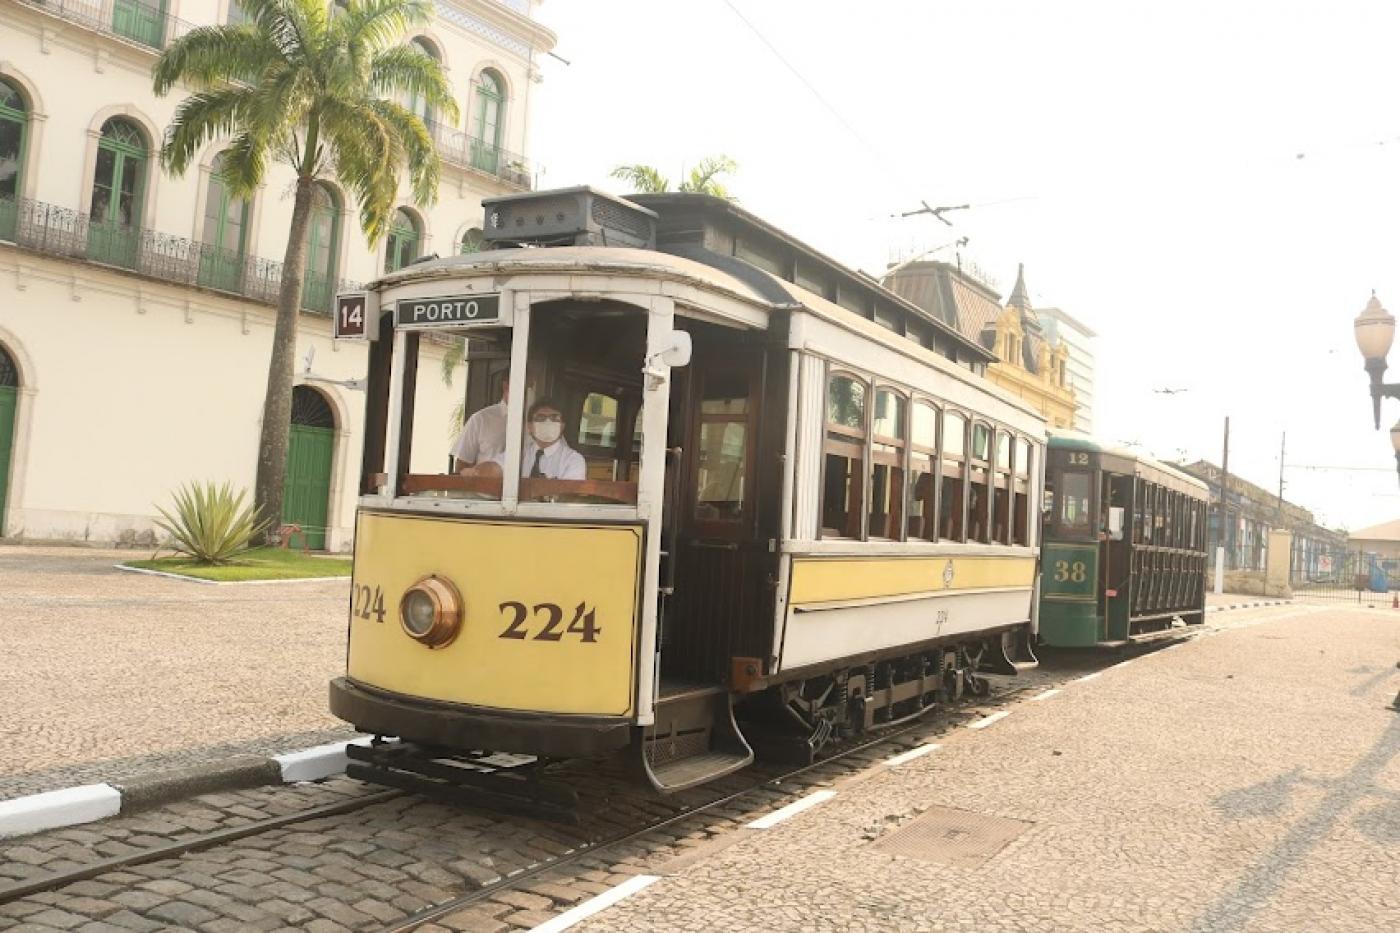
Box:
left=153, top=482, right=271, bottom=565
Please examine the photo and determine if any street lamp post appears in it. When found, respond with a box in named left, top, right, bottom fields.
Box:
left=1352, top=293, right=1400, bottom=484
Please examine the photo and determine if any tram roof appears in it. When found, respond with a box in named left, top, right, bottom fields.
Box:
left=1049, top=430, right=1209, bottom=496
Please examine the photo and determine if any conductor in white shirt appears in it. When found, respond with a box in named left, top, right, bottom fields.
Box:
left=467, top=398, right=587, bottom=481
left=453, top=380, right=508, bottom=474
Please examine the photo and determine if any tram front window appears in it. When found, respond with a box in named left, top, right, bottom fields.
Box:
left=394, top=301, right=647, bottom=506
left=1057, top=470, right=1092, bottom=537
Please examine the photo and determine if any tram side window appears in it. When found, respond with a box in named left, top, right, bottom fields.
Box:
left=822, top=373, right=867, bottom=538
left=908, top=401, right=939, bottom=541
left=1013, top=437, right=1032, bottom=545
left=695, top=369, right=750, bottom=524
left=869, top=388, right=907, bottom=539
left=967, top=422, right=991, bottom=543
left=940, top=412, right=967, bottom=541
left=993, top=430, right=1012, bottom=545
left=1058, top=470, right=1092, bottom=536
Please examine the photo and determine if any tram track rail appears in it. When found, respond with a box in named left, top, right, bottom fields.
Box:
left=0, top=624, right=1233, bottom=926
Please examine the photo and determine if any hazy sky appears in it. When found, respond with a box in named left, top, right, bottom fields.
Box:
left=529, top=0, right=1400, bottom=531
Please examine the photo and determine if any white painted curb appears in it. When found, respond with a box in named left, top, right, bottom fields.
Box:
left=0, top=784, right=121, bottom=840
left=273, top=737, right=374, bottom=783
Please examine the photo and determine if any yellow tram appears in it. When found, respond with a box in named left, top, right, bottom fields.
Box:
left=329, top=188, right=1046, bottom=802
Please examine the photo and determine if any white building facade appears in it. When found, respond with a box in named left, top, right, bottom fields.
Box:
left=0, top=0, right=556, bottom=549
left=1038, top=307, right=1097, bottom=434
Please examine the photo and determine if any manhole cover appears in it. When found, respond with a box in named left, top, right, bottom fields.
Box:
left=872, top=805, right=1032, bottom=868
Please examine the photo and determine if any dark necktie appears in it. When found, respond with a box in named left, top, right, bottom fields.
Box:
left=530, top=448, right=544, bottom=478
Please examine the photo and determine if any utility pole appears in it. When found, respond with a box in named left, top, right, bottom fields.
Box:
left=1277, top=431, right=1286, bottom=513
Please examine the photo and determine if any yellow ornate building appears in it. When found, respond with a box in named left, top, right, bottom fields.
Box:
left=884, top=261, right=1077, bottom=428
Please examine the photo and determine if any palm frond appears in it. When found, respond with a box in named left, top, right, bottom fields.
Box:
left=320, top=97, right=402, bottom=240
left=369, top=44, right=460, bottom=125
left=335, top=0, right=434, bottom=52
left=679, top=155, right=737, bottom=197
left=159, top=87, right=258, bottom=175
left=368, top=98, right=440, bottom=209
left=153, top=24, right=279, bottom=93
left=610, top=164, right=670, bottom=193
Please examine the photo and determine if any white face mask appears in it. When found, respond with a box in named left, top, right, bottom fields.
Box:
left=532, top=420, right=562, bottom=445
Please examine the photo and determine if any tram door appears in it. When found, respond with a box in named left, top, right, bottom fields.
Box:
left=662, top=338, right=768, bottom=689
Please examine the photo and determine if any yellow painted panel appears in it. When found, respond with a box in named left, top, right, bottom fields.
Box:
left=790, top=555, right=1035, bottom=605
left=347, top=512, right=642, bottom=716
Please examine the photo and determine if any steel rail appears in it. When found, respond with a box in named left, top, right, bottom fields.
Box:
left=0, top=789, right=403, bottom=904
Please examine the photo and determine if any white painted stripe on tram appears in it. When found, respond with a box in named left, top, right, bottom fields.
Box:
left=527, top=874, right=661, bottom=932
left=885, top=743, right=941, bottom=767
left=746, top=790, right=838, bottom=829
left=1072, top=671, right=1103, bottom=683
left=1029, top=688, right=1062, bottom=702
left=967, top=710, right=1011, bottom=730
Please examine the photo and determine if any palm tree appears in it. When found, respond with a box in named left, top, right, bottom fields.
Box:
left=610, top=155, right=738, bottom=199
left=153, top=0, right=457, bottom=536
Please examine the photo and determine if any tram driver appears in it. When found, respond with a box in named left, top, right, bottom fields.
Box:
left=463, top=398, right=587, bottom=482
left=453, top=379, right=508, bottom=474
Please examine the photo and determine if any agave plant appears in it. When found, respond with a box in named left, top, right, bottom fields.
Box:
left=153, top=482, right=272, bottom=564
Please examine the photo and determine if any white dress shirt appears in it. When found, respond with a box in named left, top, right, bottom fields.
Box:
left=451, top=400, right=507, bottom=465
left=489, top=437, right=587, bottom=480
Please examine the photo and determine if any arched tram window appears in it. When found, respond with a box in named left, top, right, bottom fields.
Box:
left=821, top=373, right=866, bottom=538
left=907, top=400, right=939, bottom=541
left=868, top=387, right=906, bottom=540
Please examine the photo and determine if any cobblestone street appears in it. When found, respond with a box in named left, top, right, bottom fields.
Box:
left=580, top=604, right=1400, bottom=932
left=0, top=547, right=353, bottom=799
left=1, top=603, right=1395, bottom=932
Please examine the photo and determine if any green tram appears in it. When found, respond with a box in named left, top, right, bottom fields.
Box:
left=1039, top=432, right=1209, bottom=647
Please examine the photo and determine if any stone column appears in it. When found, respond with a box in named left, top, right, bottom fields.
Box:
left=1265, top=529, right=1293, bottom=598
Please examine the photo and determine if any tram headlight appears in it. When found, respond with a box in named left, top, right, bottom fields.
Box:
left=399, top=576, right=462, bottom=648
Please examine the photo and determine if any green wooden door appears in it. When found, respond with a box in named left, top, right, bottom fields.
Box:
left=284, top=425, right=334, bottom=549
left=88, top=120, right=146, bottom=269
left=282, top=386, right=335, bottom=550
left=197, top=158, right=248, bottom=293
left=112, top=0, right=167, bottom=49
left=0, top=348, right=17, bottom=535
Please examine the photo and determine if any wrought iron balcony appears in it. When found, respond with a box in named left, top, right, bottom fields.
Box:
left=0, top=196, right=359, bottom=316
left=426, top=120, right=535, bottom=190
left=13, top=0, right=198, bottom=52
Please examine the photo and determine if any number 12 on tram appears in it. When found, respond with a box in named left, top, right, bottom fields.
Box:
left=1039, top=434, right=1209, bottom=647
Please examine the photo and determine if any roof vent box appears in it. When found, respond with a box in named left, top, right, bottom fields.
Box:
left=481, top=186, right=657, bottom=249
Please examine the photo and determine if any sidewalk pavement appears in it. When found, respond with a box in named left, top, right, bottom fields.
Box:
left=579, top=604, right=1400, bottom=932
left=0, top=546, right=353, bottom=800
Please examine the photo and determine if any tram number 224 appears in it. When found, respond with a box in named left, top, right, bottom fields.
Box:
left=1053, top=561, right=1088, bottom=583
left=352, top=586, right=601, bottom=643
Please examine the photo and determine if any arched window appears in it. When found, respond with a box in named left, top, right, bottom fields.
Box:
left=821, top=372, right=866, bottom=538
left=908, top=399, right=939, bottom=541
left=88, top=118, right=148, bottom=269
left=198, top=152, right=250, bottom=291
left=459, top=227, right=484, bottom=254
left=940, top=411, right=967, bottom=541
left=0, top=79, right=26, bottom=241
left=0, top=343, right=16, bottom=388
left=471, top=70, right=505, bottom=173
left=291, top=385, right=335, bottom=428
left=868, top=387, right=906, bottom=540
left=406, top=39, right=440, bottom=125
left=968, top=422, right=992, bottom=543
left=303, top=183, right=342, bottom=313
left=1013, top=437, right=1033, bottom=545
left=384, top=208, right=420, bottom=273
left=993, top=429, right=1012, bottom=544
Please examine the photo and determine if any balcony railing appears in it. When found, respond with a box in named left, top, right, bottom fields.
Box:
left=1, top=196, right=359, bottom=316
left=427, top=120, right=535, bottom=190
left=14, top=0, right=198, bottom=52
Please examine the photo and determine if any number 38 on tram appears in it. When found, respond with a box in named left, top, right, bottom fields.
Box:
left=1039, top=432, right=1209, bottom=647
left=328, top=188, right=1047, bottom=804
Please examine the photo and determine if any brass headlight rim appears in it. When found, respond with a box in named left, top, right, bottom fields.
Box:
left=399, top=575, right=463, bottom=649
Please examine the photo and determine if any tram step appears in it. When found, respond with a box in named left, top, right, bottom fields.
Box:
left=640, top=690, right=753, bottom=793
left=981, top=627, right=1040, bottom=675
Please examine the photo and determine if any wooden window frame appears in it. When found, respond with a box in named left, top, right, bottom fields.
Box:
left=868, top=384, right=908, bottom=541
left=819, top=367, right=870, bottom=540
left=940, top=409, right=969, bottom=543
left=909, top=397, right=941, bottom=543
